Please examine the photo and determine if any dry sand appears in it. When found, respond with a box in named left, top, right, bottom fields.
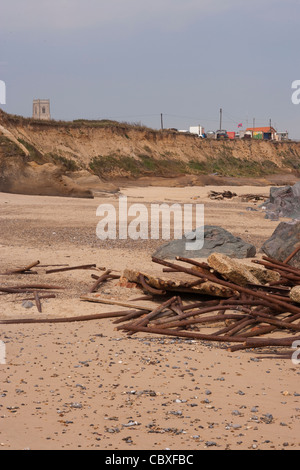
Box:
left=0, top=185, right=299, bottom=451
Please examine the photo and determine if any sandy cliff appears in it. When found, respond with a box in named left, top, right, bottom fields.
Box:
left=0, top=110, right=300, bottom=196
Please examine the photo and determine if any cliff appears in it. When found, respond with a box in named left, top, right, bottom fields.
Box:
left=0, top=109, right=300, bottom=197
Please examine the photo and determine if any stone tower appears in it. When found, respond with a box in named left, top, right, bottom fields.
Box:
left=32, top=99, right=51, bottom=120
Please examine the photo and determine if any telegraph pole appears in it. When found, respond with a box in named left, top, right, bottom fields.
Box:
left=219, top=108, right=223, bottom=130
left=161, top=113, right=164, bottom=131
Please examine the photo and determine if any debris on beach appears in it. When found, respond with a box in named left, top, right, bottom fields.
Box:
left=0, top=261, right=114, bottom=315
left=208, top=190, right=237, bottom=200
left=240, top=194, right=268, bottom=203
left=108, top=252, right=300, bottom=353
left=1, top=247, right=300, bottom=355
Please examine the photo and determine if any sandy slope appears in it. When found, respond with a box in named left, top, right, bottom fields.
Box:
left=0, top=185, right=299, bottom=450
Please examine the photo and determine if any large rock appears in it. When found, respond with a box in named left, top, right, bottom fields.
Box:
left=261, top=221, right=300, bottom=268
left=262, top=181, right=300, bottom=220
left=153, top=225, right=256, bottom=260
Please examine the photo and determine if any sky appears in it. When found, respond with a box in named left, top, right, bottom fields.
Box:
left=0, top=0, right=300, bottom=137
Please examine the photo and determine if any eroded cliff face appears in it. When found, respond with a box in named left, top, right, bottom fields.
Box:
left=0, top=137, right=95, bottom=198
left=0, top=109, right=300, bottom=196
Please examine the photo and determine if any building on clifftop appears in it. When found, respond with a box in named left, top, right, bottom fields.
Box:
left=32, top=99, right=51, bottom=120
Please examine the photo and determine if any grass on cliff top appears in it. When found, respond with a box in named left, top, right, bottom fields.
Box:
left=188, top=155, right=280, bottom=177
left=2, top=111, right=154, bottom=132
left=89, top=153, right=281, bottom=179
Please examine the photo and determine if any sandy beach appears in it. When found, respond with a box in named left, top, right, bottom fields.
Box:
left=0, top=185, right=299, bottom=450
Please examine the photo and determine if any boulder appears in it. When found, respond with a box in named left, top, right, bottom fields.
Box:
left=262, top=181, right=300, bottom=220
left=261, top=221, right=300, bottom=268
left=153, top=225, right=256, bottom=260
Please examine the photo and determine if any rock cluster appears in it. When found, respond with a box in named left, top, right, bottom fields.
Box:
left=262, top=181, right=300, bottom=220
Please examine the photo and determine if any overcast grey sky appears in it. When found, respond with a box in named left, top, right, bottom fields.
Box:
left=0, top=0, right=299, bottom=137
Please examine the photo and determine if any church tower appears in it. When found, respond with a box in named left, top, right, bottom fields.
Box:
left=33, top=99, right=51, bottom=120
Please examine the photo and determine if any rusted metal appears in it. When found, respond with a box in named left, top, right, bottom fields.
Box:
left=230, top=335, right=300, bottom=352
left=240, top=306, right=300, bottom=332
left=129, top=296, right=178, bottom=331
left=138, top=274, right=166, bottom=295
left=80, top=295, right=152, bottom=311
left=153, top=313, right=247, bottom=330
left=151, top=257, right=300, bottom=315
left=2, top=261, right=40, bottom=275
left=3, top=252, right=300, bottom=354
left=216, top=318, right=256, bottom=337
left=46, top=264, right=97, bottom=274
left=0, top=284, right=64, bottom=294
left=89, top=269, right=112, bottom=293
left=253, top=259, right=300, bottom=277
left=175, top=256, right=210, bottom=270
left=113, top=310, right=148, bottom=325
left=34, top=291, right=42, bottom=313
left=154, top=304, right=237, bottom=327
left=0, top=309, right=140, bottom=325
left=91, top=273, right=120, bottom=281
left=20, top=294, right=56, bottom=301
left=283, top=245, right=300, bottom=265
left=120, top=324, right=248, bottom=343
left=246, top=283, right=291, bottom=295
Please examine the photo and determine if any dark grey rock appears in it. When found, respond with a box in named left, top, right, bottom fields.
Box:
left=153, top=225, right=256, bottom=260
left=261, top=221, right=300, bottom=268
left=264, top=211, right=279, bottom=221
left=261, top=181, right=300, bottom=220
left=206, top=441, right=217, bottom=447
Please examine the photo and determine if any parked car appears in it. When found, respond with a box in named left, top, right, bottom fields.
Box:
left=216, top=130, right=228, bottom=140
left=206, top=131, right=216, bottom=139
